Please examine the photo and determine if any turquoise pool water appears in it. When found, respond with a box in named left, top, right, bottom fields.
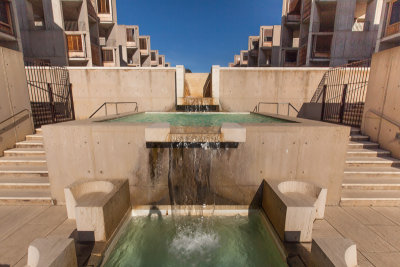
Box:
left=103, top=210, right=286, bottom=267
left=104, top=112, right=292, bottom=126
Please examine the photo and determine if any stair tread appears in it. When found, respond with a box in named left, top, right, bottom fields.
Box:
left=16, top=140, right=43, bottom=145
left=5, top=148, right=45, bottom=153
left=346, top=156, right=400, bottom=163
left=0, top=156, right=46, bottom=162
left=0, top=176, right=49, bottom=184
left=348, top=141, right=379, bottom=146
left=341, top=189, right=400, bottom=199
left=343, top=176, right=400, bottom=185
left=345, top=166, right=400, bottom=173
left=0, top=166, right=48, bottom=172
left=0, top=188, right=51, bottom=199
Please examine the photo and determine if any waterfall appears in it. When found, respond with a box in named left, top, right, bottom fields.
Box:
left=168, top=142, right=220, bottom=216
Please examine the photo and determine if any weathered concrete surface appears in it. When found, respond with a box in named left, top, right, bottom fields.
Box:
left=311, top=238, right=357, bottom=267
left=68, top=67, right=177, bottom=119
left=218, top=67, right=327, bottom=117
left=184, top=73, right=209, bottom=97
left=361, top=47, right=400, bottom=159
left=0, top=47, right=34, bottom=156
left=43, top=114, right=348, bottom=205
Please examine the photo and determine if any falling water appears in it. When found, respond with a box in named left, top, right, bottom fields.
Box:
left=168, top=141, right=220, bottom=216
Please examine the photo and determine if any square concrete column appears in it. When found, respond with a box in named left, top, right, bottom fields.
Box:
left=176, top=65, right=185, bottom=99
left=211, top=65, right=220, bottom=103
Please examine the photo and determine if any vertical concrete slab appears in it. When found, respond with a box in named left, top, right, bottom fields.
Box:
left=211, top=65, right=220, bottom=101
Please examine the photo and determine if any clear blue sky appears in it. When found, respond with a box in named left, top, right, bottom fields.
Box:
left=116, top=0, right=282, bottom=72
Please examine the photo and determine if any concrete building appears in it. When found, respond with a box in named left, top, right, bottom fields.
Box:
left=375, top=0, right=400, bottom=52
left=229, top=25, right=281, bottom=67
left=0, top=0, right=22, bottom=51
left=281, top=0, right=383, bottom=67
left=14, top=0, right=169, bottom=67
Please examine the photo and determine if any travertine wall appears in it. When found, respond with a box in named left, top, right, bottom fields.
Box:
left=217, top=67, right=328, bottom=119
left=68, top=67, right=177, bottom=119
left=43, top=115, right=349, bottom=206
left=0, top=47, right=33, bottom=155
left=361, top=47, right=400, bottom=159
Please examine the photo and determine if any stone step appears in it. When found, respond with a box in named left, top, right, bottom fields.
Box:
left=344, top=166, right=400, bottom=176
left=346, top=157, right=400, bottom=168
left=15, top=140, right=44, bottom=149
left=349, top=135, right=369, bottom=141
left=26, top=134, right=43, bottom=141
left=348, top=141, right=379, bottom=149
left=35, top=128, right=42, bottom=134
left=346, top=148, right=391, bottom=158
left=4, top=148, right=45, bottom=157
left=0, top=188, right=52, bottom=205
left=342, top=176, right=400, bottom=190
left=0, top=156, right=47, bottom=167
left=340, top=189, right=400, bottom=206
left=350, top=128, right=361, bottom=135
left=0, top=176, right=50, bottom=189
left=0, top=166, right=48, bottom=178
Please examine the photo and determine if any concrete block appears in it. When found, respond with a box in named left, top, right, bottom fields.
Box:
left=311, top=238, right=357, bottom=267
left=27, top=237, right=77, bottom=267
left=144, top=123, right=170, bottom=142
left=221, top=123, right=246, bottom=142
left=262, top=180, right=327, bottom=242
left=64, top=179, right=131, bottom=241
left=176, top=65, right=185, bottom=98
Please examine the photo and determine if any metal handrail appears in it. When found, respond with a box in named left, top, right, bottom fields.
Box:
left=253, top=102, right=299, bottom=116
left=366, top=109, right=400, bottom=129
left=0, top=109, right=34, bottom=132
left=89, top=102, right=139, bottom=118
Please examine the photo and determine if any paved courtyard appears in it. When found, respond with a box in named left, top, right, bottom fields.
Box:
left=1, top=205, right=400, bottom=266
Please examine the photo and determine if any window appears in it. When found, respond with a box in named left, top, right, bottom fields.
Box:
left=139, top=38, right=147, bottom=50
left=264, top=29, right=273, bottom=43
left=159, top=57, right=162, bottom=64
left=151, top=52, right=156, bottom=61
left=102, top=49, right=113, bottom=62
left=390, top=1, right=400, bottom=25
left=0, top=0, right=13, bottom=35
left=126, top=28, right=135, bottom=42
left=97, top=0, right=110, bottom=14
left=67, top=35, right=83, bottom=52
left=243, top=53, right=248, bottom=61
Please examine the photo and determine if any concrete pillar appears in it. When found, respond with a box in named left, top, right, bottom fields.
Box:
left=334, top=0, right=356, bottom=31
left=43, top=0, right=64, bottom=30
left=211, top=65, right=220, bottom=102
left=175, top=65, right=185, bottom=99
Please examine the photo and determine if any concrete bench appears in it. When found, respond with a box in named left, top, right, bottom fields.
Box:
left=27, top=237, right=77, bottom=267
left=311, top=238, right=357, bottom=267
left=262, top=180, right=327, bottom=242
left=65, top=179, right=131, bottom=241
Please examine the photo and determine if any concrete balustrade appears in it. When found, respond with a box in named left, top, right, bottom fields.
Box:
left=27, top=237, right=77, bottom=267
left=64, top=179, right=131, bottom=241
left=262, top=180, right=327, bottom=242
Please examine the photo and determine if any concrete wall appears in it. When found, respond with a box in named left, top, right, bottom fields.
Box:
left=68, top=67, right=177, bottom=119
left=42, top=115, right=349, bottom=206
left=0, top=48, right=34, bottom=155
left=361, top=47, right=400, bottom=159
left=217, top=67, right=328, bottom=118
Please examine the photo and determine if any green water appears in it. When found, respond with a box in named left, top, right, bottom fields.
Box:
left=104, top=112, right=292, bottom=126
left=103, top=210, right=287, bottom=267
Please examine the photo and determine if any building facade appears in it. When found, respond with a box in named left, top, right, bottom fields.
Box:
left=0, top=0, right=22, bottom=51
left=14, top=0, right=169, bottom=67
left=376, top=0, right=400, bottom=52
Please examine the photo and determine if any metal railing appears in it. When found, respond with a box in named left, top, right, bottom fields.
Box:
left=89, top=102, right=139, bottom=118
left=0, top=109, right=34, bottom=135
left=253, top=102, right=299, bottom=116
left=320, top=59, right=371, bottom=127
left=25, top=61, right=75, bottom=128
left=366, top=109, right=400, bottom=129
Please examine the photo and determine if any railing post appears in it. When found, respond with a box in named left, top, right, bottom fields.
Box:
left=320, top=85, right=327, bottom=121
left=116, top=103, right=118, bottom=115
left=47, top=83, right=56, bottom=123
left=69, top=83, right=76, bottom=120
left=339, top=84, right=348, bottom=124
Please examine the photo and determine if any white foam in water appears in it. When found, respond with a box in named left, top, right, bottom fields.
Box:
left=169, top=226, right=219, bottom=260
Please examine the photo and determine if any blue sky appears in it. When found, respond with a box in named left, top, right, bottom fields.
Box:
left=116, top=0, right=283, bottom=72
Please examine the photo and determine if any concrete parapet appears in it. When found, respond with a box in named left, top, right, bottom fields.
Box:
left=145, top=123, right=170, bottom=142
left=64, top=179, right=131, bottom=241
left=262, top=180, right=327, bottom=242
left=311, top=238, right=357, bottom=267
left=27, top=237, right=77, bottom=267
left=221, top=123, right=246, bottom=142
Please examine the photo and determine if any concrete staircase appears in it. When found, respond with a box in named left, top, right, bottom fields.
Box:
left=340, top=128, right=400, bottom=206
left=0, top=129, right=52, bottom=205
